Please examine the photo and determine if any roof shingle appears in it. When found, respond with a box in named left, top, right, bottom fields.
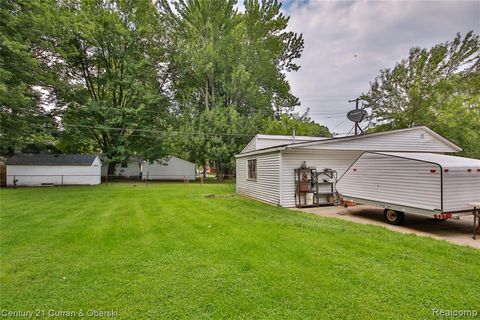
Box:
left=6, top=154, right=98, bottom=166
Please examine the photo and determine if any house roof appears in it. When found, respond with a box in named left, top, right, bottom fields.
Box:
left=241, top=134, right=327, bottom=153
left=376, top=152, right=480, bottom=168
left=284, top=126, right=460, bottom=150
left=143, top=156, right=196, bottom=166
left=6, top=154, right=99, bottom=166
left=99, top=155, right=142, bottom=162
left=254, top=134, right=326, bottom=141
left=236, top=126, right=462, bottom=158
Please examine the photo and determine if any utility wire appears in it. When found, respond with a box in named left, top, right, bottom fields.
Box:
left=330, top=118, right=349, bottom=131
left=64, top=124, right=257, bottom=137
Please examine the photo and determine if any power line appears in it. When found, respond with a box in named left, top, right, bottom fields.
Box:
left=308, top=112, right=348, bottom=115
left=295, top=94, right=361, bottom=98
left=330, top=118, right=349, bottom=131
left=309, top=115, right=346, bottom=119
left=346, top=125, right=355, bottom=136
left=307, top=109, right=349, bottom=113
left=63, top=124, right=257, bottom=137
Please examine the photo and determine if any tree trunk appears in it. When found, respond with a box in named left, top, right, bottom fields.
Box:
left=202, top=163, right=206, bottom=178
left=205, top=81, right=209, bottom=111
left=216, top=161, right=223, bottom=182
left=211, top=79, right=215, bottom=108
left=107, top=162, right=116, bottom=176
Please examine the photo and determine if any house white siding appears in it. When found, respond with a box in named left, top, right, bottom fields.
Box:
left=115, top=161, right=141, bottom=178
left=236, top=152, right=281, bottom=205
left=256, top=137, right=323, bottom=150
left=241, top=135, right=326, bottom=153
left=7, top=157, right=101, bottom=186
left=242, top=137, right=257, bottom=153
left=296, top=128, right=457, bottom=152
left=336, top=153, right=442, bottom=211
left=101, top=159, right=141, bottom=178
left=143, top=156, right=196, bottom=180
left=280, top=150, right=362, bottom=207
left=235, top=127, right=464, bottom=209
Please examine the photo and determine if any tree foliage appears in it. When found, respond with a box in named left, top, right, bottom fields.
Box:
left=35, top=0, right=170, bottom=171
left=0, top=0, right=54, bottom=156
left=161, top=0, right=303, bottom=116
left=1, top=0, right=330, bottom=176
left=159, top=0, right=305, bottom=176
left=263, top=113, right=332, bottom=137
left=362, top=31, right=479, bottom=158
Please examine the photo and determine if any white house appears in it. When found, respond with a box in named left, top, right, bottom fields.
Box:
left=235, top=127, right=462, bottom=207
left=6, top=154, right=101, bottom=186
left=101, top=157, right=142, bottom=179
left=142, top=156, right=196, bottom=181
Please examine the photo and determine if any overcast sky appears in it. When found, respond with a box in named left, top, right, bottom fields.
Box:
left=280, top=0, right=480, bottom=135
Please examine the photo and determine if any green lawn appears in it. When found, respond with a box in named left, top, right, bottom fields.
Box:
left=1, top=183, right=479, bottom=319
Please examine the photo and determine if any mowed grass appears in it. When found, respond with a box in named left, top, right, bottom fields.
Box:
left=1, top=183, right=479, bottom=319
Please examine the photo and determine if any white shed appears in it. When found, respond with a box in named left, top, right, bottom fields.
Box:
left=235, top=126, right=462, bottom=207
left=142, top=156, right=196, bottom=181
left=6, top=154, right=101, bottom=186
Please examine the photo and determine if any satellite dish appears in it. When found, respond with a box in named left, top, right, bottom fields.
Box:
left=347, top=109, right=367, bottom=122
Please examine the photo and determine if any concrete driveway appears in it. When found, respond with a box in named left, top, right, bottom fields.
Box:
left=293, top=205, right=480, bottom=249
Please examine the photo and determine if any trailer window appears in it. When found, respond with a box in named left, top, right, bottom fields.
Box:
left=247, top=159, right=257, bottom=180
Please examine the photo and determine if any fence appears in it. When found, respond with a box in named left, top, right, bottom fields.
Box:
left=5, top=174, right=236, bottom=188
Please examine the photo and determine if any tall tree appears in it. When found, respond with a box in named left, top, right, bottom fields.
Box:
left=37, top=0, right=170, bottom=173
left=263, top=113, right=332, bottom=137
left=362, top=32, right=479, bottom=157
left=170, top=107, right=260, bottom=179
left=0, top=0, right=55, bottom=156
left=160, top=0, right=304, bottom=175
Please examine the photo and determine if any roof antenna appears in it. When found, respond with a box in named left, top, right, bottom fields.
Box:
left=292, top=127, right=296, bottom=143
left=347, top=98, right=367, bottom=135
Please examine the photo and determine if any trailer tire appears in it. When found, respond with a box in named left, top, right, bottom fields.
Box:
left=384, top=209, right=405, bottom=225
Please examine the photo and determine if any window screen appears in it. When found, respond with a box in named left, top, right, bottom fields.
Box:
left=247, top=159, right=257, bottom=180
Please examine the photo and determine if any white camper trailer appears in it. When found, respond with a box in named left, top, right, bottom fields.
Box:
left=336, top=152, right=480, bottom=224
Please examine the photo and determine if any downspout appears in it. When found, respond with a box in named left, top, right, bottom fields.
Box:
left=278, top=150, right=283, bottom=207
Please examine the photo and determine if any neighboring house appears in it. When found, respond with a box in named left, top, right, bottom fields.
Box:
left=143, top=156, right=196, bottom=181
left=101, top=157, right=142, bottom=179
left=6, top=154, right=101, bottom=186
left=235, top=126, right=462, bottom=207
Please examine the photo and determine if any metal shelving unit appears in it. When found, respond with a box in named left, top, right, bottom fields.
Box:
left=317, top=169, right=338, bottom=206
left=294, top=166, right=319, bottom=208
left=295, top=166, right=338, bottom=208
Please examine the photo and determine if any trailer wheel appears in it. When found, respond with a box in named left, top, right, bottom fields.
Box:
left=384, top=209, right=405, bottom=225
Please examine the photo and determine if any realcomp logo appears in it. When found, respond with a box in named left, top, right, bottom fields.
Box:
left=432, top=309, right=478, bottom=318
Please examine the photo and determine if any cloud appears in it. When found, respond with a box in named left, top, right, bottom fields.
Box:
left=283, top=0, right=480, bottom=134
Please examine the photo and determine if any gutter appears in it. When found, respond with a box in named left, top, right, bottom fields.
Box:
left=234, top=146, right=287, bottom=158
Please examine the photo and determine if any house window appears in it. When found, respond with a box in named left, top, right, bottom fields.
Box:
left=247, top=159, right=257, bottom=180
left=121, top=162, right=128, bottom=168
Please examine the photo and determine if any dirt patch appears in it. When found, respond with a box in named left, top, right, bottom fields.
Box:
left=292, top=205, right=480, bottom=249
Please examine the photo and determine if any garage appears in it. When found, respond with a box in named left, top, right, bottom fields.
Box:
left=6, top=154, right=102, bottom=186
